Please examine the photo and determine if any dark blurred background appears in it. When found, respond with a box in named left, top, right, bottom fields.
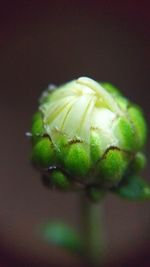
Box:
left=0, top=1, right=150, bottom=266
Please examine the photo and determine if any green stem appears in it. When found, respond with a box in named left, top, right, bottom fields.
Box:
left=80, top=193, right=103, bottom=266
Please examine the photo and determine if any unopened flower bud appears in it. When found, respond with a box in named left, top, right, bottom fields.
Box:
left=30, top=77, right=148, bottom=200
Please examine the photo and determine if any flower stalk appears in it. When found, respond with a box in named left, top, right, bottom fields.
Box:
left=80, top=193, right=103, bottom=266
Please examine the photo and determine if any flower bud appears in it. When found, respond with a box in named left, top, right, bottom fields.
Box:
left=30, top=77, right=148, bottom=200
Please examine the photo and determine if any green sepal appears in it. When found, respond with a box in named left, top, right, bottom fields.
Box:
left=55, top=135, right=69, bottom=163
left=114, top=117, right=136, bottom=151
left=50, top=171, right=70, bottom=190
left=101, top=82, right=122, bottom=96
left=97, top=148, right=128, bottom=187
left=41, top=222, right=82, bottom=254
left=113, top=175, right=150, bottom=200
left=90, top=130, right=103, bottom=164
left=128, top=105, right=148, bottom=149
left=31, top=111, right=44, bottom=144
left=64, top=143, right=90, bottom=178
left=115, top=96, right=129, bottom=110
left=32, top=137, right=55, bottom=168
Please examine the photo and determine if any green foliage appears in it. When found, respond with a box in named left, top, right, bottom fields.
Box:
left=113, top=175, right=150, bottom=200
left=41, top=222, right=82, bottom=253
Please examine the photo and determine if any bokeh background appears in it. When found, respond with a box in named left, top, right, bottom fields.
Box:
left=0, top=1, right=150, bottom=266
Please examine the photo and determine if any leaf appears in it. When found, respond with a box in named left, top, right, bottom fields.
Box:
left=112, top=175, right=150, bottom=201
left=41, top=222, right=82, bottom=254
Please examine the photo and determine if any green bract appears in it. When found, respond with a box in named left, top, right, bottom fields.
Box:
left=30, top=77, right=149, bottom=201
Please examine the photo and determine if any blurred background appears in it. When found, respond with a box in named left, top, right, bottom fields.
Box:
left=0, top=1, right=150, bottom=266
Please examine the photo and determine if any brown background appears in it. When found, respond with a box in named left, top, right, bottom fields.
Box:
left=0, top=1, right=150, bottom=266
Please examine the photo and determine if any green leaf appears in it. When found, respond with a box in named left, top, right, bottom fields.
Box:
left=113, top=176, right=150, bottom=201
left=41, top=222, right=82, bottom=254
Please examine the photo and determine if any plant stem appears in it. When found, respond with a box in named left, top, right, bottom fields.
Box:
left=80, top=193, right=103, bottom=266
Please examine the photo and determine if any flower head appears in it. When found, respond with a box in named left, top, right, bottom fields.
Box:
left=30, top=77, right=148, bottom=201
